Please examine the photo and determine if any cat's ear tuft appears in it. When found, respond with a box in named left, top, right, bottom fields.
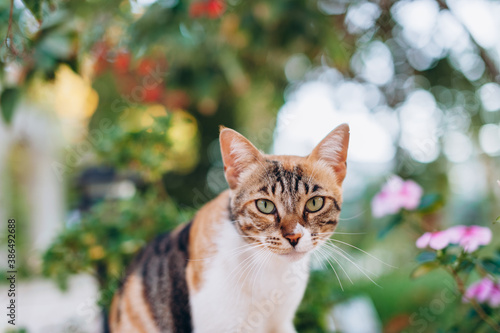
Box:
left=220, top=128, right=264, bottom=189
left=308, top=123, right=350, bottom=185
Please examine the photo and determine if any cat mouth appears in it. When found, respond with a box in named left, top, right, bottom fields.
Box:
left=280, top=250, right=307, bottom=261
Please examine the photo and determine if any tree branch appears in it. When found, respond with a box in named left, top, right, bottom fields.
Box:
left=2, top=0, right=20, bottom=57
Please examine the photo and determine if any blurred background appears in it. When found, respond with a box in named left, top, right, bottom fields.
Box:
left=0, top=0, right=499, bottom=332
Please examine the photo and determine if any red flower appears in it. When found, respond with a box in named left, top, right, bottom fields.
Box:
left=137, top=58, right=156, bottom=76
left=92, top=42, right=109, bottom=75
left=137, top=57, right=168, bottom=77
left=114, top=52, right=131, bottom=74
left=189, top=0, right=225, bottom=19
left=206, top=0, right=225, bottom=18
left=189, top=2, right=206, bottom=18
left=143, top=86, right=164, bottom=103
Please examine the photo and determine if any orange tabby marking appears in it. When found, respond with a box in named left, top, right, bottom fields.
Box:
left=187, top=191, right=229, bottom=292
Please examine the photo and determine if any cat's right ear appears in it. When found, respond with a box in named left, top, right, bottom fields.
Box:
left=219, top=127, right=264, bottom=189
left=308, top=123, right=350, bottom=186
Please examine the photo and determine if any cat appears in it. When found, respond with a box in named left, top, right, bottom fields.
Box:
left=109, top=123, right=350, bottom=333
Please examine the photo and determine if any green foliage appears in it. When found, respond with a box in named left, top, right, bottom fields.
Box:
left=416, top=251, right=437, bottom=263
left=480, top=258, right=500, bottom=276
left=378, top=193, right=445, bottom=239
left=377, top=213, right=403, bottom=239
left=412, top=243, right=500, bottom=331
left=417, top=193, right=444, bottom=213
left=0, top=87, right=20, bottom=123
left=42, top=189, right=194, bottom=307
left=5, top=328, right=28, bottom=333
left=94, top=114, right=174, bottom=180
left=295, top=269, right=342, bottom=332
left=411, top=261, right=440, bottom=279
left=33, top=11, right=79, bottom=74
left=21, top=0, right=43, bottom=22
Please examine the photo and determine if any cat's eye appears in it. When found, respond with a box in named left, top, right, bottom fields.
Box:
left=256, top=199, right=275, bottom=214
left=305, top=196, right=324, bottom=213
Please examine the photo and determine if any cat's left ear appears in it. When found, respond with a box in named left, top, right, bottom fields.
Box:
left=308, top=123, right=350, bottom=185
left=219, top=127, right=264, bottom=189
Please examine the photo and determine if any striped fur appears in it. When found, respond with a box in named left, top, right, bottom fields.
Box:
left=109, top=124, right=350, bottom=332
left=110, top=223, right=193, bottom=332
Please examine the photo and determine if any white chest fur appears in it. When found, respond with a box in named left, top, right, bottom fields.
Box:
left=189, top=220, right=311, bottom=333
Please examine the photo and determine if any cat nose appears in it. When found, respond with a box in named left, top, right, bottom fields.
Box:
left=284, top=233, right=302, bottom=247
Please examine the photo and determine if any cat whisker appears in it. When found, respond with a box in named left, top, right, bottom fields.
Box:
left=338, top=210, right=366, bottom=221
left=326, top=239, right=397, bottom=269
left=251, top=250, right=273, bottom=303
left=227, top=251, right=266, bottom=305
left=229, top=256, right=257, bottom=304
left=188, top=242, right=263, bottom=262
left=333, top=232, right=366, bottom=235
left=314, top=232, right=366, bottom=235
left=235, top=252, right=259, bottom=295
left=321, top=243, right=381, bottom=288
left=234, top=248, right=268, bottom=304
left=317, top=245, right=353, bottom=285
left=218, top=246, right=269, bottom=296
left=324, top=242, right=380, bottom=278
left=222, top=244, right=267, bottom=286
left=323, top=242, right=377, bottom=276
left=311, top=251, right=326, bottom=270
left=234, top=246, right=268, bottom=282
left=226, top=243, right=270, bottom=263
left=314, top=246, right=344, bottom=291
left=239, top=249, right=265, bottom=283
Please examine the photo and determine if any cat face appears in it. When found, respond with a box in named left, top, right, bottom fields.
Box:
left=220, top=124, right=350, bottom=260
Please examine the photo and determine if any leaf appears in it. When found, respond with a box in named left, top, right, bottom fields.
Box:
left=411, top=262, right=440, bottom=279
left=22, top=0, right=43, bottom=21
left=439, top=254, right=457, bottom=265
left=416, top=251, right=437, bottom=263
left=480, top=259, right=500, bottom=275
left=39, top=34, right=73, bottom=59
left=457, top=259, right=475, bottom=273
left=418, top=193, right=444, bottom=213
left=495, top=216, right=500, bottom=224
left=377, top=214, right=403, bottom=239
left=0, top=88, right=20, bottom=124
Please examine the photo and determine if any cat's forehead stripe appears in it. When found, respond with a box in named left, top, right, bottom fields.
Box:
left=261, top=159, right=319, bottom=197
left=312, top=185, right=322, bottom=193
left=258, top=186, right=269, bottom=194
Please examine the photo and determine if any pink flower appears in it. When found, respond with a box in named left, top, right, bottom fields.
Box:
left=464, top=277, right=500, bottom=308
left=416, top=225, right=492, bottom=252
left=447, top=225, right=492, bottom=252
left=416, top=231, right=451, bottom=250
left=371, top=176, right=423, bottom=218
left=490, top=286, right=500, bottom=307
